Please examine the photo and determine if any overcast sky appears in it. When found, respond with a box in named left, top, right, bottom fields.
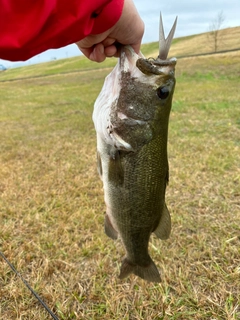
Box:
left=0, top=0, right=239, bottom=68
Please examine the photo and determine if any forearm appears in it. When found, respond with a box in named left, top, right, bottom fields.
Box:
left=0, top=0, right=124, bottom=61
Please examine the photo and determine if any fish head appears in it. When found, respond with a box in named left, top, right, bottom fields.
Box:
left=119, top=44, right=177, bottom=116
left=93, top=14, right=177, bottom=151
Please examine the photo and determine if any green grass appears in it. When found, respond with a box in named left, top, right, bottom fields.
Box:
left=0, top=55, right=116, bottom=81
left=0, top=46, right=240, bottom=319
left=0, top=42, right=158, bottom=82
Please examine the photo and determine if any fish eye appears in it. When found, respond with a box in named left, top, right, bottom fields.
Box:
left=156, top=86, right=169, bottom=99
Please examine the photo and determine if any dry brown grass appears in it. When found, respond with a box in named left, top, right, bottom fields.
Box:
left=0, top=38, right=240, bottom=319
left=170, top=26, right=240, bottom=57
left=145, top=26, right=240, bottom=59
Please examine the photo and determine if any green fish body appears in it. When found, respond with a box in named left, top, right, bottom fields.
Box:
left=93, top=45, right=176, bottom=283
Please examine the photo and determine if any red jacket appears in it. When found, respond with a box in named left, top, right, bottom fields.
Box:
left=0, top=0, right=124, bottom=61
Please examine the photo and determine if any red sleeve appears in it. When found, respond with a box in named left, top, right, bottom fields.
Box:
left=0, top=0, right=124, bottom=61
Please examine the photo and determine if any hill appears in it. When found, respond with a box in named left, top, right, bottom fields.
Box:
left=0, top=26, right=239, bottom=82
left=147, top=26, right=240, bottom=58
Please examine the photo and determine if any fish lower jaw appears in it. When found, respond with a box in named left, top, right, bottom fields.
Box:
left=155, top=57, right=177, bottom=66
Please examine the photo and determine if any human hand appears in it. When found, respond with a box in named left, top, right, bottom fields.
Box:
left=76, top=0, right=144, bottom=62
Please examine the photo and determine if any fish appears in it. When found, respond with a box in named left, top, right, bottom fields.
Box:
left=92, top=14, right=177, bottom=283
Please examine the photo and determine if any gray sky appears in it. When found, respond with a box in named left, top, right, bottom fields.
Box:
left=0, top=0, right=239, bottom=68
left=139, top=0, right=239, bottom=41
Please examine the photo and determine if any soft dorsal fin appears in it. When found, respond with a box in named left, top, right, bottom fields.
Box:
left=154, top=203, right=171, bottom=240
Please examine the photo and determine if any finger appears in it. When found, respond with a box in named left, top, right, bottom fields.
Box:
left=104, top=45, right=118, bottom=57
left=77, top=46, right=92, bottom=59
left=130, top=42, right=141, bottom=54
left=89, top=43, right=106, bottom=62
left=102, top=37, right=116, bottom=47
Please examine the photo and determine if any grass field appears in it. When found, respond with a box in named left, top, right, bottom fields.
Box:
left=0, top=29, right=240, bottom=319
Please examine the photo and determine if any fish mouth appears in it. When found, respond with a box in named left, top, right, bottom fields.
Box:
left=119, top=13, right=177, bottom=77
left=119, top=46, right=176, bottom=78
left=136, top=56, right=176, bottom=77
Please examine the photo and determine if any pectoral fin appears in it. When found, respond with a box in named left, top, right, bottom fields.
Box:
left=108, top=149, right=124, bottom=185
left=97, top=151, right=102, bottom=178
left=154, top=203, right=171, bottom=240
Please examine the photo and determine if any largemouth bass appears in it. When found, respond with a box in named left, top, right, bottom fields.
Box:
left=93, top=15, right=177, bottom=283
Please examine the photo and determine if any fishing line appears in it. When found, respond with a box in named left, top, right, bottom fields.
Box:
left=0, top=250, right=59, bottom=320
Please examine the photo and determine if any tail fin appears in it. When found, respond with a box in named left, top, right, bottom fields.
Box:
left=119, top=258, right=161, bottom=283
